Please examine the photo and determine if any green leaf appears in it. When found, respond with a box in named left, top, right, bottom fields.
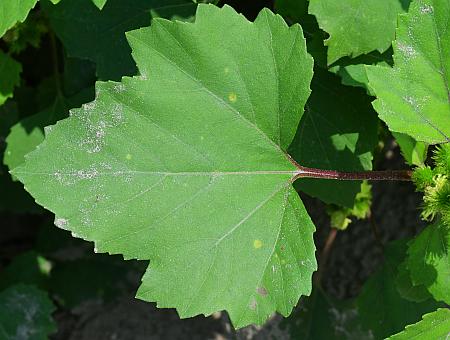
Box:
left=393, top=132, right=428, bottom=167
left=387, top=308, right=450, bottom=339
left=50, top=255, right=138, bottom=307
left=0, top=251, right=51, bottom=291
left=0, top=0, right=38, bottom=37
left=357, top=241, right=441, bottom=339
left=366, top=0, right=450, bottom=144
left=289, top=69, right=378, bottom=208
left=0, top=51, right=22, bottom=106
left=42, top=0, right=201, bottom=80
left=309, top=0, right=409, bottom=64
left=395, top=260, right=432, bottom=302
left=91, top=0, right=107, bottom=9
left=49, top=0, right=107, bottom=9
left=0, top=284, right=56, bottom=340
left=329, top=51, right=392, bottom=95
left=282, top=288, right=372, bottom=340
left=274, top=0, right=328, bottom=68
left=406, top=222, right=450, bottom=304
left=14, top=5, right=316, bottom=328
left=4, top=88, right=95, bottom=172
left=0, top=101, right=41, bottom=213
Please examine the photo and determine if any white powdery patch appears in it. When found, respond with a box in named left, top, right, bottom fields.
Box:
left=137, top=71, right=148, bottom=81
left=111, top=103, right=124, bottom=123
left=420, top=4, right=433, bottom=14
left=114, top=83, right=126, bottom=93
left=83, top=101, right=97, bottom=112
left=76, top=167, right=99, bottom=180
left=397, top=42, right=417, bottom=59
left=55, top=217, right=69, bottom=229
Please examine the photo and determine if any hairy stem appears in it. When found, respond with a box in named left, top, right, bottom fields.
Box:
left=293, top=166, right=412, bottom=182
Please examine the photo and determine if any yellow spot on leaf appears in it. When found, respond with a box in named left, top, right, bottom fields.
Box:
left=126, top=154, right=132, bottom=160
left=228, top=93, right=237, bottom=103
left=253, top=239, right=262, bottom=249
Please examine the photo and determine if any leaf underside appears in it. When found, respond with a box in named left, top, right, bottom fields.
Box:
left=15, top=5, right=317, bottom=328
left=367, top=0, right=450, bottom=144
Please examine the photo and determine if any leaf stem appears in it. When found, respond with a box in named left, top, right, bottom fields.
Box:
left=315, top=227, right=338, bottom=286
left=49, top=30, right=63, bottom=96
left=293, top=166, right=412, bottom=182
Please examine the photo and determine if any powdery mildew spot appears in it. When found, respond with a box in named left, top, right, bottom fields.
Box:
left=420, top=4, right=433, bottom=14
left=397, top=42, right=417, bottom=59
left=54, top=218, right=68, bottom=229
left=114, top=83, right=126, bottom=93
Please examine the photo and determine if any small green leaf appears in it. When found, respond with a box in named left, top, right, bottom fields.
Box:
left=0, top=101, right=41, bottom=213
left=329, top=51, right=392, bottom=95
left=0, top=51, right=22, bottom=106
left=367, top=0, right=450, bottom=144
left=406, top=222, right=450, bottom=304
left=0, top=0, right=38, bottom=38
left=14, top=5, right=316, bottom=327
left=387, top=308, right=450, bottom=339
left=0, top=284, right=56, bottom=340
left=393, top=132, right=428, bottom=167
left=0, top=251, right=51, bottom=291
left=357, top=241, right=441, bottom=339
left=309, top=0, right=409, bottom=64
left=91, top=0, right=107, bottom=9
left=289, top=69, right=378, bottom=208
left=42, top=0, right=201, bottom=80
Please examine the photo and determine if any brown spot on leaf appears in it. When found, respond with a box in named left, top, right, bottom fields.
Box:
left=257, top=286, right=268, bottom=297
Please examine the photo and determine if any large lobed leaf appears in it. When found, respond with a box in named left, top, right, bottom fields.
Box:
left=309, top=0, right=409, bottom=64
left=367, top=0, right=450, bottom=144
left=14, top=5, right=317, bottom=327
